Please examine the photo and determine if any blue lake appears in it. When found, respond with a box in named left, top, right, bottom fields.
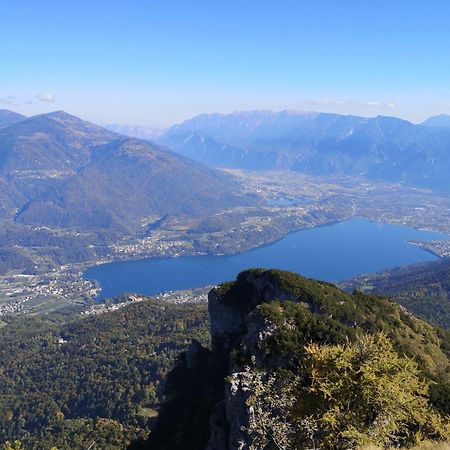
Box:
left=84, top=217, right=448, bottom=300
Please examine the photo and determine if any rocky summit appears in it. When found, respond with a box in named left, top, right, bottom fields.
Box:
left=143, top=269, right=450, bottom=450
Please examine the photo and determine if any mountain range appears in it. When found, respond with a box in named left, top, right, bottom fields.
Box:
left=161, top=110, right=450, bottom=191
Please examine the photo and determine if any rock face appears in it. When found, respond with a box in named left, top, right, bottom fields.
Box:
left=206, top=269, right=326, bottom=449
left=142, top=268, right=450, bottom=450
left=209, top=272, right=282, bottom=354
left=145, top=269, right=351, bottom=450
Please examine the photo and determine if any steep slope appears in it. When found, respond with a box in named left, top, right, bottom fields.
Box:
left=0, top=109, right=26, bottom=128
left=171, top=131, right=263, bottom=169
left=144, top=269, right=450, bottom=450
left=0, top=174, right=25, bottom=218
left=0, top=111, right=120, bottom=214
left=162, top=110, right=450, bottom=191
left=15, top=137, right=258, bottom=231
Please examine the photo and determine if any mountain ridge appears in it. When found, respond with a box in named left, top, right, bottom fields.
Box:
left=104, top=123, right=166, bottom=141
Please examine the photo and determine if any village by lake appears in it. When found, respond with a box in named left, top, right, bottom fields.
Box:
left=84, top=218, right=449, bottom=300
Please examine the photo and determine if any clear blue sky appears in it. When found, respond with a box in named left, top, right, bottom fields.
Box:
left=2, top=0, right=450, bottom=127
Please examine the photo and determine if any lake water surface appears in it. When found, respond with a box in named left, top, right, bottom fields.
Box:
left=84, top=217, right=448, bottom=300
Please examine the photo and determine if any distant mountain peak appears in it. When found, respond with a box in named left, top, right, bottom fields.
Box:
left=0, top=109, right=26, bottom=128
left=0, top=111, right=119, bottom=178
left=43, top=110, right=72, bottom=118
left=422, top=114, right=450, bottom=128
left=9, top=111, right=118, bottom=139
left=33, top=110, right=90, bottom=124
left=0, top=108, right=24, bottom=116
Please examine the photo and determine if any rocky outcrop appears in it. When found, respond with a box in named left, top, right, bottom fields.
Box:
left=206, top=269, right=318, bottom=449
left=142, top=268, right=450, bottom=450
left=208, top=269, right=300, bottom=354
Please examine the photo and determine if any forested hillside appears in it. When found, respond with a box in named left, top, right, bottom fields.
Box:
left=3, top=269, right=450, bottom=449
left=0, top=299, right=209, bottom=448
left=341, top=258, right=450, bottom=329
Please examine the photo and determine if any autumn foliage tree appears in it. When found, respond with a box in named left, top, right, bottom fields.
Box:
left=243, top=333, right=449, bottom=449
left=300, top=333, right=449, bottom=448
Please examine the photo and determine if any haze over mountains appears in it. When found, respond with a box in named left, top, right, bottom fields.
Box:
left=162, top=110, right=450, bottom=191
left=104, top=124, right=166, bottom=141
left=3, top=107, right=450, bottom=234
left=2, top=107, right=450, bottom=236
left=2, top=107, right=450, bottom=235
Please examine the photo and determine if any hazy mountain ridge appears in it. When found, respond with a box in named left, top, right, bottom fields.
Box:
left=162, top=110, right=450, bottom=190
left=422, top=114, right=450, bottom=128
left=163, top=110, right=320, bottom=147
